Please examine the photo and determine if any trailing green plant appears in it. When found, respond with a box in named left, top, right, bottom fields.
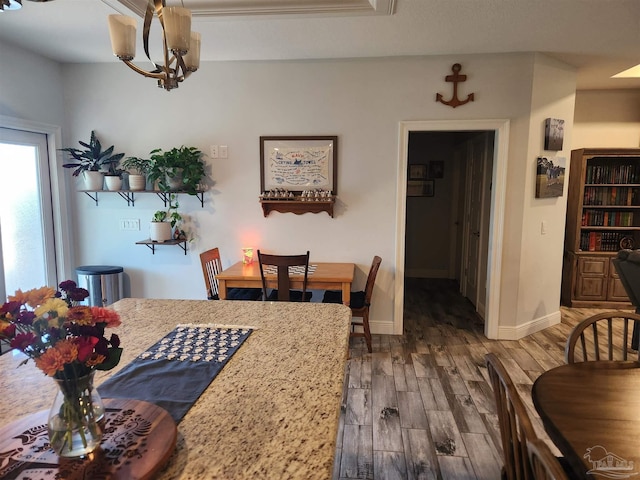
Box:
left=60, top=130, right=125, bottom=177
left=148, top=146, right=205, bottom=194
left=152, top=195, right=188, bottom=240
left=122, top=156, right=153, bottom=176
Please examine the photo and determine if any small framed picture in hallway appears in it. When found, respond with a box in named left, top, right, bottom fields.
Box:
left=407, top=179, right=435, bottom=197
left=409, top=164, right=427, bottom=179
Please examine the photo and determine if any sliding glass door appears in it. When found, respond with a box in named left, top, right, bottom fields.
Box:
left=0, top=127, right=57, bottom=301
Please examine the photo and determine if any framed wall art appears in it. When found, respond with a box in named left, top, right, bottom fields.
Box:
left=409, top=164, right=427, bottom=179
left=535, top=156, right=566, bottom=198
left=407, top=179, right=435, bottom=197
left=544, top=118, right=564, bottom=151
left=260, top=136, right=338, bottom=193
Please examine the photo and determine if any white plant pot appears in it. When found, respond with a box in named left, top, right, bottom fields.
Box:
left=128, top=174, right=146, bottom=191
left=104, top=176, right=123, bottom=191
left=150, top=222, right=172, bottom=242
left=82, top=171, right=104, bottom=191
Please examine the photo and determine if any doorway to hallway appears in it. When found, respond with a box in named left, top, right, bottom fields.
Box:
left=395, top=119, right=510, bottom=339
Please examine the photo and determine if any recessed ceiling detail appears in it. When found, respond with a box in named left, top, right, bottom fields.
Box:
left=103, top=0, right=396, bottom=18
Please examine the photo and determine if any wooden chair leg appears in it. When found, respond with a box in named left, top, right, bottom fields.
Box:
left=362, top=308, right=372, bottom=353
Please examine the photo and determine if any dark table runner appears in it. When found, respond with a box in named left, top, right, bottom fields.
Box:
left=98, top=324, right=253, bottom=422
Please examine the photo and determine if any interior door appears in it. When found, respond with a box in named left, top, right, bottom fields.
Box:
left=0, top=127, right=56, bottom=300
left=462, top=137, right=484, bottom=307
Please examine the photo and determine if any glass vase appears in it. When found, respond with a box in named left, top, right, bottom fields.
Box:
left=47, top=370, right=104, bottom=457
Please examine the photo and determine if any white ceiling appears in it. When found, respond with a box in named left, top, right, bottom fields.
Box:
left=2, top=0, right=640, bottom=90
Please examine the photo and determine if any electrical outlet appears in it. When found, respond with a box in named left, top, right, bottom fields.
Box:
left=120, top=219, right=140, bottom=231
left=220, top=145, right=228, bottom=158
left=210, top=145, right=219, bottom=159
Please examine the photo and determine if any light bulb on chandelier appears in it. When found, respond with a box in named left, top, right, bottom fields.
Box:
left=108, top=0, right=201, bottom=91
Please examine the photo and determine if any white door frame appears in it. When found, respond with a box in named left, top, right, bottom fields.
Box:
left=395, top=119, right=510, bottom=339
left=0, top=115, right=73, bottom=284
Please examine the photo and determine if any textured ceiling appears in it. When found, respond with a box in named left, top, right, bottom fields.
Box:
left=1, top=0, right=639, bottom=90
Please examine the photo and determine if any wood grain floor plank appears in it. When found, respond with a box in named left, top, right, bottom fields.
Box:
left=450, top=394, right=488, bottom=434
left=402, top=428, right=439, bottom=480
left=461, top=432, right=502, bottom=480
left=437, top=455, right=477, bottom=480
left=347, top=388, right=373, bottom=426
left=373, top=451, right=408, bottom=480
left=341, top=424, right=374, bottom=479
left=397, top=391, right=429, bottom=429
left=426, top=410, right=468, bottom=457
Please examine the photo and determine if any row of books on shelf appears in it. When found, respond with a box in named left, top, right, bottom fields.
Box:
left=582, top=209, right=635, bottom=227
left=579, top=231, right=628, bottom=252
left=583, top=186, right=640, bottom=206
left=585, top=163, right=640, bottom=184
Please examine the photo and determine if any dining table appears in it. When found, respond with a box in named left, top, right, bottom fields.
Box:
left=216, top=261, right=356, bottom=305
left=0, top=298, right=352, bottom=479
left=532, top=361, right=640, bottom=479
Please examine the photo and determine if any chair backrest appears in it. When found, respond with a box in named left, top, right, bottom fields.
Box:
left=200, top=248, right=223, bottom=299
left=527, top=439, right=570, bottom=480
left=257, top=250, right=310, bottom=301
left=612, top=251, right=640, bottom=309
left=363, top=256, right=382, bottom=305
left=564, top=311, right=640, bottom=363
left=485, top=353, right=537, bottom=480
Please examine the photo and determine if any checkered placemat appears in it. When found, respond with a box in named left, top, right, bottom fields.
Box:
left=262, top=264, right=317, bottom=276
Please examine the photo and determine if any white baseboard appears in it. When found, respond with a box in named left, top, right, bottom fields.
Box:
left=370, top=319, right=395, bottom=335
left=497, top=310, right=561, bottom=340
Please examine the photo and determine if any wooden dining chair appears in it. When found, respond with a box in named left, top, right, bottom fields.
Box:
left=199, top=248, right=263, bottom=301
left=322, top=255, right=381, bottom=353
left=485, top=353, right=537, bottom=480
left=257, top=250, right=312, bottom=302
left=564, top=311, right=640, bottom=363
left=527, top=439, right=570, bottom=480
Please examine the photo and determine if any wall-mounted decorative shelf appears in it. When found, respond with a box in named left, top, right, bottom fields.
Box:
left=79, top=190, right=205, bottom=207
left=259, top=197, right=336, bottom=217
left=136, top=239, right=187, bottom=255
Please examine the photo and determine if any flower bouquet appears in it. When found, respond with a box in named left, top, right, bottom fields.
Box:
left=0, top=280, right=123, bottom=457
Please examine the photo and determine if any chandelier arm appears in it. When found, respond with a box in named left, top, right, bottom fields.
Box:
left=121, top=59, right=166, bottom=80
left=141, top=0, right=165, bottom=72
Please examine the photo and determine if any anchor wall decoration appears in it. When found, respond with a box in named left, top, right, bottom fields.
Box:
left=436, top=63, right=475, bottom=108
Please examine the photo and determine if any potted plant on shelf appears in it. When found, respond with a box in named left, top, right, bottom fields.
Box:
left=60, top=131, right=125, bottom=191
left=149, top=195, right=188, bottom=242
left=121, top=156, right=152, bottom=191
left=103, top=160, right=126, bottom=191
left=148, top=146, right=205, bottom=195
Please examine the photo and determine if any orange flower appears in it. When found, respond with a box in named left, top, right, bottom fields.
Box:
left=7, top=289, right=29, bottom=305
left=90, top=307, right=121, bottom=328
left=34, top=348, right=65, bottom=376
left=55, top=339, right=78, bottom=364
left=85, top=353, right=106, bottom=367
left=67, top=306, right=93, bottom=326
left=24, top=287, right=56, bottom=309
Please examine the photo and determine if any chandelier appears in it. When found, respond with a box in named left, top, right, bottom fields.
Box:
left=108, top=0, right=201, bottom=91
left=0, top=0, right=21, bottom=11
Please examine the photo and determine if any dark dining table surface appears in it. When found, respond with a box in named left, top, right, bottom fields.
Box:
left=532, top=361, right=640, bottom=479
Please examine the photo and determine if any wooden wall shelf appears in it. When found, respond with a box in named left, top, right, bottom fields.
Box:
left=136, top=239, right=187, bottom=255
left=260, top=198, right=335, bottom=217
left=79, top=190, right=205, bottom=207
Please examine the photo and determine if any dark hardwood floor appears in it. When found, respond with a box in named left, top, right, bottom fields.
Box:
left=332, top=277, right=615, bottom=480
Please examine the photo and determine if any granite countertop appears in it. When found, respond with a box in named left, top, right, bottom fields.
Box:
left=0, top=299, right=351, bottom=479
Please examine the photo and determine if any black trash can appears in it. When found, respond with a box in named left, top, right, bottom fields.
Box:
left=75, top=265, right=124, bottom=307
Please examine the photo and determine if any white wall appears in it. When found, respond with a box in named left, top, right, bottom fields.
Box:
left=505, top=54, right=576, bottom=337
left=3, top=47, right=585, bottom=337
left=573, top=90, right=640, bottom=148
